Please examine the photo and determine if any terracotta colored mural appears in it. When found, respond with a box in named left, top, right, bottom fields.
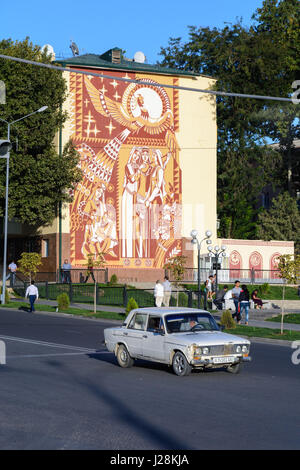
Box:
left=229, top=250, right=242, bottom=278
left=249, top=251, right=263, bottom=279
left=69, top=70, right=182, bottom=268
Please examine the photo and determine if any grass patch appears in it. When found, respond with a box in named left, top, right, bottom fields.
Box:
left=224, top=325, right=300, bottom=341
left=0, top=301, right=125, bottom=321
left=266, top=314, right=300, bottom=324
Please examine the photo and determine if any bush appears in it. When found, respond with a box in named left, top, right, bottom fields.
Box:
left=57, top=292, right=70, bottom=310
left=220, top=310, right=236, bottom=329
left=178, top=292, right=188, bottom=307
left=126, top=297, right=138, bottom=315
left=109, top=274, right=118, bottom=286
left=258, top=283, right=270, bottom=298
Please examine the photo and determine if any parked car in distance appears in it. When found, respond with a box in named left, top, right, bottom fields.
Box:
left=104, top=307, right=251, bottom=376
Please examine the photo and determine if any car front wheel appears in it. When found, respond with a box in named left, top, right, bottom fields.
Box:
left=172, top=351, right=192, bottom=376
left=116, top=344, right=134, bottom=368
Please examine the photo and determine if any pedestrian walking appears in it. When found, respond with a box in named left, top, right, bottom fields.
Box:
left=206, top=275, right=214, bottom=301
left=162, top=275, right=172, bottom=307
left=62, top=259, right=72, bottom=283
left=239, top=285, right=250, bottom=325
left=8, top=260, right=17, bottom=287
left=231, top=280, right=242, bottom=321
left=25, top=280, right=39, bottom=312
left=154, top=280, right=164, bottom=307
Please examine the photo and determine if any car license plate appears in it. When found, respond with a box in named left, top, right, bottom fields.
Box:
left=213, top=356, right=235, bottom=364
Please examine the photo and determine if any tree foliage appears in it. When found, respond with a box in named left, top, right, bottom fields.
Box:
left=159, top=0, right=299, bottom=240
left=257, top=192, right=300, bottom=254
left=0, top=38, right=82, bottom=227
left=17, top=252, right=42, bottom=282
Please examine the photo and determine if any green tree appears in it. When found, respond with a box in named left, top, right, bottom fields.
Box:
left=159, top=0, right=299, bottom=240
left=164, top=255, right=186, bottom=306
left=257, top=192, right=300, bottom=254
left=17, top=252, right=42, bottom=282
left=276, top=254, right=300, bottom=334
left=0, top=38, right=82, bottom=227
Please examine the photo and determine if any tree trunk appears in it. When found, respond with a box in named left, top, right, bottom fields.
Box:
left=280, top=283, right=286, bottom=335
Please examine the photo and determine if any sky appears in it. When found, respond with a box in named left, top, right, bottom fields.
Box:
left=1, top=0, right=265, bottom=64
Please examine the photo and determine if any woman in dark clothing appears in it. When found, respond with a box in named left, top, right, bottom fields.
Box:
left=238, top=285, right=250, bottom=325
left=251, top=289, right=263, bottom=309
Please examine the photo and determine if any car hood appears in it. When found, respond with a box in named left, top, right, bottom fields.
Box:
left=165, top=330, right=250, bottom=347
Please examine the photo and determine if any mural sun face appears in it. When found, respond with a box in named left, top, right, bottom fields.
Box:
left=130, top=87, right=163, bottom=121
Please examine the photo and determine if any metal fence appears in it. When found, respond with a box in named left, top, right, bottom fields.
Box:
left=167, top=268, right=285, bottom=285
left=14, top=282, right=207, bottom=310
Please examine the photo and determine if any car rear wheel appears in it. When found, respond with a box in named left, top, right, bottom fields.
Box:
left=226, top=362, right=242, bottom=374
left=172, top=351, right=192, bottom=376
left=116, top=344, right=134, bottom=368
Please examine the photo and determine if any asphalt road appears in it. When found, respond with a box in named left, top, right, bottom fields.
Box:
left=0, top=308, right=299, bottom=450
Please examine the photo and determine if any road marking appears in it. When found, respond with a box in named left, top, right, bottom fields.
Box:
left=0, top=334, right=96, bottom=352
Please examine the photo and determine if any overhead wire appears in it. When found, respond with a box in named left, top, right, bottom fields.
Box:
left=0, top=53, right=295, bottom=103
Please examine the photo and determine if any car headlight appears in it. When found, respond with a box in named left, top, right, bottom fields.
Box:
left=202, top=347, right=209, bottom=355
left=194, top=347, right=202, bottom=355
left=236, top=345, right=242, bottom=353
left=242, top=345, right=248, bottom=353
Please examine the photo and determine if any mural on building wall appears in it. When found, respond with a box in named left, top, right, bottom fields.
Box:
left=69, top=70, right=182, bottom=268
left=270, top=252, right=281, bottom=279
left=249, top=251, right=263, bottom=279
left=229, top=250, right=242, bottom=278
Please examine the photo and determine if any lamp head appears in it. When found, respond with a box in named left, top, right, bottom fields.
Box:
left=190, top=229, right=198, bottom=239
left=38, top=106, right=48, bottom=113
left=205, top=230, right=212, bottom=238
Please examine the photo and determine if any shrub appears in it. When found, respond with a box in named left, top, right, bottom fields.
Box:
left=126, top=297, right=138, bottom=315
left=220, top=310, right=236, bottom=329
left=109, top=274, right=118, bottom=286
left=258, top=283, right=270, bottom=297
left=57, top=292, right=70, bottom=310
left=178, top=292, right=188, bottom=307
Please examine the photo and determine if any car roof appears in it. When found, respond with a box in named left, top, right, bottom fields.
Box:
left=131, top=307, right=210, bottom=316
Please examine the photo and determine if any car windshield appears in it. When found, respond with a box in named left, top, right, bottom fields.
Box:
left=165, top=313, right=219, bottom=334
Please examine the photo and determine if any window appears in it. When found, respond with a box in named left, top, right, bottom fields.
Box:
left=128, top=313, right=147, bottom=330
left=42, top=239, right=49, bottom=258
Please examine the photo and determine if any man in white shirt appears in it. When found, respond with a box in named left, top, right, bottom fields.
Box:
left=25, top=281, right=39, bottom=312
left=154, top=280, right=164, bottom=307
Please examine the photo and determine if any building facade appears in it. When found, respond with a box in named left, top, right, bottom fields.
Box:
left=39, top=48, right=218, bottom=281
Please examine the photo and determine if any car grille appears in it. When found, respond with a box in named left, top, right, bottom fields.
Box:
left=209, top=344, right=236, bottom=355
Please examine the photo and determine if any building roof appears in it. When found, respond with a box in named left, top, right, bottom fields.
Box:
left=55, top=47, right=203, bottom=78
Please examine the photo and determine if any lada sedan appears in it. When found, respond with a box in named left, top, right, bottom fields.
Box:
left=104, top=307, right=251, bottom=376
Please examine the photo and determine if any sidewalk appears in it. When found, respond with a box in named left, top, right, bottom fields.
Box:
left=9, top=297, right=300, bottom=331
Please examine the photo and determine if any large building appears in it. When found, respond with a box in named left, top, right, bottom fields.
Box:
left=39, top=47, right=218, bottom=282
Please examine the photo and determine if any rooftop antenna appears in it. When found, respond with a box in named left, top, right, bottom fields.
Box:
left=70, top=40, right=79, bottom=57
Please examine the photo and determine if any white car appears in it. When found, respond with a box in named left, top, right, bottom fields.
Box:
left=104, top=307, right=251, bottom=376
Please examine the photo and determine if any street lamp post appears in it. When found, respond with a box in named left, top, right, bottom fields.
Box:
left=0, top=106, right=48, bottom=304
left=190, top=230, right=212, bottom=308
left=207, top=244, right=227, bottom=293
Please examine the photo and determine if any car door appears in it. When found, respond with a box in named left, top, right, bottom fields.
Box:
left=124, top=312, right=148, bottom=358
left=142, top=315, right=167, bottom=362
